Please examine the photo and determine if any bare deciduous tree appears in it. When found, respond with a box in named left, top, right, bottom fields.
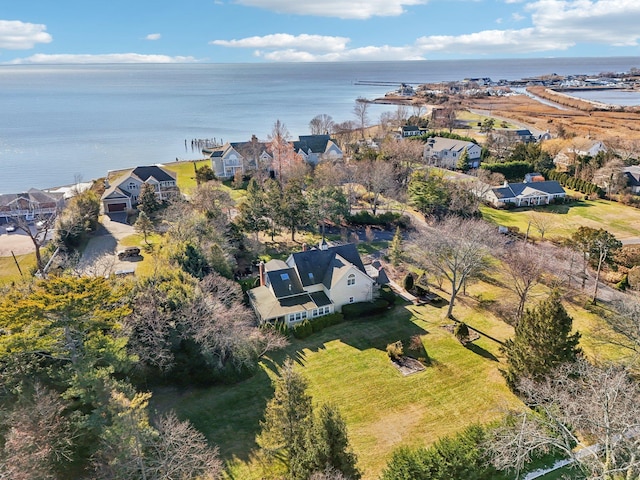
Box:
left=353, top=97, right=370, bottom=138
left=488, top=360, right=640, bottom=480
left=528, top=212, right=556, bottom=241
left=409, top=217, right=499, bottom=318
left=309, top=114, right=335, bottom=135
left=501, top=244, right=546, bottom=323
left=356, top=159, right=395, bottom=215
left=0, top=384, right=73, bottom=480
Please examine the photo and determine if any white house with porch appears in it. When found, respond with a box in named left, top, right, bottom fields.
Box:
left=484, top=180, right=566, bottom=207
left=247, top=242, right=381, bottom=327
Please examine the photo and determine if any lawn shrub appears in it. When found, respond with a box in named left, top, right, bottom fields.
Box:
left=292, top=320, right=313, bottom=339
left=454, top=322, right=470, bottom=344
left=402, top=273, right=414, bottom=292
left=342, top=298, right=390, bottom=319
left=386, top=341, right=404, bottom=361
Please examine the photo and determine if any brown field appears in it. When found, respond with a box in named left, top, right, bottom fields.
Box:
left=465, top=90, right=640, bottom=140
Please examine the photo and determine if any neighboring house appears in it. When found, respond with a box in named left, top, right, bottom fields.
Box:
left=484, top=180, right=566, bottom=207
left=293, top=134, right=343, bottom=165
left=0, top=188, right=65, bottom=221
left=554, top=140, right=608, bottom=170
left=624, top=166, right=640, bottom=194
left=101, top=165, right=178, bottom=213
left=423, top=137, right=482, bottom=169
left=202, top=143, right=246, bottom=179
left=398, top=125, right=423, bottom=138
left=230, top=135, right=273, bottom=174
left=248, top=242, right=382, bottom=326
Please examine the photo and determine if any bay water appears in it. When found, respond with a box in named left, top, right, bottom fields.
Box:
left=1, top=56, right=639, bottom=193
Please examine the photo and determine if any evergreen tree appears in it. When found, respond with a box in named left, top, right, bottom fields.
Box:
left=280, top=181, right=309, bottom=242
left=263, top=178, right=283, bottom=241
left=389, top=226, right=403, bottom=266
left=137, top=182, right=160, bottom=216
left=257, top=359, right=313, bottom=479
left=236, top=178, right=268, bottom=241
left=456, top=148, right=470, bottom=171
left=502, top=292, right=581, bottom=388
left=306, top=404, right=361, bottom=479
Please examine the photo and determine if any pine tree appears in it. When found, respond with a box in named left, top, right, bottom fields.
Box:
left=236, top=178, right=268, bottom=241
left=456, top=148, right=470, bottom=172
left=263, top=178, right=283, bottom=241
left=280, top=181, right=309, bottom=242
left=502, top=292, right=581, bottom=388
left=257, top=359, right=313, bottom=479
left=306, top=404, right=361, bottom=479
left=389, top=227, right=403, bottom=266
left=137, top=182, right=160, bottom=216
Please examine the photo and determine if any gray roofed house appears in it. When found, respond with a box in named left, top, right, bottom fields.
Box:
left=101, top=165, right=178, bottom=214
left=624, top=166, right=640, bottom=194
left=248, top=242, right=381, bottom=327
left=484, top=180, right=566, bottom=207
left=293, top=134, right=343, bottom=165
left=423, top=136, right=482, bottom=169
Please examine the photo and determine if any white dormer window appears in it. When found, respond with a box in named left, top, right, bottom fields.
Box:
left=347, top=274, right=356, bottom=286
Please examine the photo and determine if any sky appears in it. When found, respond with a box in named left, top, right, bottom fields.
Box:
left=1, top=0, right=640, bottom=64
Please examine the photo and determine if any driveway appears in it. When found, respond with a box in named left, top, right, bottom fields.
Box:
left=78, top=213, right=137, bottom=275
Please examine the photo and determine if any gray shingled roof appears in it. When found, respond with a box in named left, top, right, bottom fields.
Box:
left=491, top=180, right=565, bottom=199
left=294, top=135, right=331, bottom=154
left=267, top=267, right=305, bottom=299
left=624, top=166, right=640, bottom=187
left=289, top=244, right=366, bottom=288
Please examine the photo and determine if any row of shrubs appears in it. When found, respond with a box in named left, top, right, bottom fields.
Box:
left=545, top=169, right=603, bottom=196
left=347, top=211, right=412, bottom=229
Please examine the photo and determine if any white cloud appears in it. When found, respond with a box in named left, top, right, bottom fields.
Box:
left=7, top=53, right=197, bottom=65
left=212, top=0, right=640, bottom=61
left=211, top=33, right=349, bottom=52
left=0, top=20, right=52, bottom=50
left=234, top=0, right=427, bottom=19
left=145, top=33, right=161, bottom=41
left=495, top=17, right=503, bottom=24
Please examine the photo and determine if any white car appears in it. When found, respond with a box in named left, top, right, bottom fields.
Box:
left=5, top=224, right=16, bottom=233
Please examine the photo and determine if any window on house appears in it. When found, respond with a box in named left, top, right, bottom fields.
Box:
left=128, top=182, right=136, bottom=190
left=280, top=273, right=290, bottom=281
left=349, top=297, right=354, bottom=303
left=347, top=274, right=356, bottom=286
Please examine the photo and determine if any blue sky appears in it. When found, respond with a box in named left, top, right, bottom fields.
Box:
left=1, top=0, right=639, bottom=64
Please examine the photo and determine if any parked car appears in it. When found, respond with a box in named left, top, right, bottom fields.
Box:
left=5, top=224, right=16, bottom=233
left=117, top=247, right=141, bottom=260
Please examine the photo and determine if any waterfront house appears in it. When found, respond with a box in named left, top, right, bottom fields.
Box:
left=293, top=134, right=343, bottom=165
left=101, top=165, right=178, bottom=213
left=484, top=180, right=566, bottom=207
left=423, top=136, right=482, bottom=169
left=398, top=125, right=423, bottom=138
left=247, top=242, right=379, bottom=327
left=553, top=139, right=607, bottom=170
left=0, top=188, right=65, bottom=221
left=203, top=143, right=245, bottom=179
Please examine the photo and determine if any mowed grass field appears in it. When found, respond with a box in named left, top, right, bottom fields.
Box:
left=480, top=197, right=640, bottom=242
left=155, top=298, right=525, bottom=479
left=0, top=253, right=36, bottom=285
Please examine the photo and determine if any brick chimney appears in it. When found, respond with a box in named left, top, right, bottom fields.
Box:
left=302, top=243, right=308, bottom=252
left=259, top=261, right=265, bottom=286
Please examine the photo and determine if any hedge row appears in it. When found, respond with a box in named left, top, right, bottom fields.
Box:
left=347, top=211, right=411, bottom=229
left=480, top=161, right=534, bottom=182
left=291, top=313, right=344, bottom=339
left=545, top=169, right=603, bottom=196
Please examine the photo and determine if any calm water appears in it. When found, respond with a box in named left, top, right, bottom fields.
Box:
left=1, top=57, right=639, bottom=193
left=563, top=89, right=640, bottom=106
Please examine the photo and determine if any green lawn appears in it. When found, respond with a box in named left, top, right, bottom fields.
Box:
left=0, top=253, right=36, bottom=285
left=162, top=160, right=210, bottom=195
left=154, top=302, right=523, bottom=479
left=480, top=198, right=640, bottom=242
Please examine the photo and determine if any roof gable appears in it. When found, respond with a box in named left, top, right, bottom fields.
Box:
left=131, top=166, right=175, bottom=183
left=288, top=243, right=367, bottom=288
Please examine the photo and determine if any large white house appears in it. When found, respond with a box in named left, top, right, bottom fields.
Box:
left=248, top=242, right=379, bottom=327
left=423, top=137, right=482, bottom=169
left=484, top=180, right=566, bottom=207
left=101, top=165, right=179, bottom=213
